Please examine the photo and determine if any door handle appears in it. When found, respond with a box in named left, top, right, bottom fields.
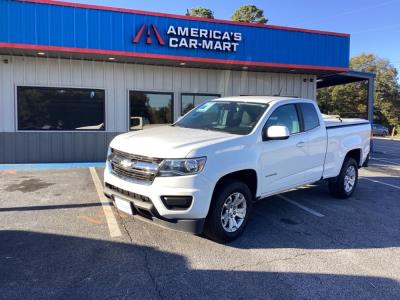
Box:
left=296, top=141, right=305, bottom=147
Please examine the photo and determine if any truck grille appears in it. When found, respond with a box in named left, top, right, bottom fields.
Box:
left=109, top=148, right=162, bottom=182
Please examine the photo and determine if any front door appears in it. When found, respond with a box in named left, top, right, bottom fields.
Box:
left=258, top=104, right=310, bottom=196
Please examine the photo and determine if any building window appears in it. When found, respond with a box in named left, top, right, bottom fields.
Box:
left=129, top=91, right=173, bottom=130
left=181, top=93, right=220, bottom=115
left=17, top=86, right=105, bottom=131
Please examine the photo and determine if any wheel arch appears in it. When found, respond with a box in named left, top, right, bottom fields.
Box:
left=213, top=169, right=258, bottom=201
left=345, top=148, right=362, bottom=167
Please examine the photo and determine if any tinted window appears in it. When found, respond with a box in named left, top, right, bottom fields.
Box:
left=181, top=94, right=220, bottom=115
left=17, top=86, right=105, bottom=131
left=265, top=104, right=300, bottom=134
left=176, top=101, right=268, bottom=135
left=129, top=91, right=173, bottom=130
left=301, top=103, right=320, bottom=131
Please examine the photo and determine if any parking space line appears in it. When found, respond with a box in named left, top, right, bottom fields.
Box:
left=371, top=158, right=400, bottom=165
left=277, top=194, right=325, bottom=218
left=360, top=177, right=400, bottom=190
left=89, top=167, right=122, bottom=238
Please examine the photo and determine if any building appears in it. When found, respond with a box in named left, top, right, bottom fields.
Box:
left=0, top=0, right=353, bottom=163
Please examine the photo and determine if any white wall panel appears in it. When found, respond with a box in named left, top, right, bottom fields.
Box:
left=48, top=58, right=60, bottom=86
left=198, top=69, right=207, bottom=92
left=263, top=74, right=272, bottom=95
left=240, top=71, right=248, bottom=95
left=59, top=59, right=72, bottom=85
left=24, top=57, right=36, bottom=84
left=0, top=56, right=317, bottom=132
left=36, top=57, right=49, bottom=85
left=1, top=57, right=14, bottom=132
left=104, top=63, right=115, bottom=132
left=248, top=72, right=257, bottom=95
left=231, top=71, right=241, bottom=96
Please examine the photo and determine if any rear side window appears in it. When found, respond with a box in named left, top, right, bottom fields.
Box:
left=300, top=103, right=320, bottom=131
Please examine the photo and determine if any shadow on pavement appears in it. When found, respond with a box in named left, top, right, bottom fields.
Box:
left=228, top=176, right=400, bottom=250
left=1, top=230, right=399, bottom=299
left=0, top=203, right=103, bottom=212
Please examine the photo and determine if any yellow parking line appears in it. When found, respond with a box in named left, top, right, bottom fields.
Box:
left=89, top=167, right=122, bottom=238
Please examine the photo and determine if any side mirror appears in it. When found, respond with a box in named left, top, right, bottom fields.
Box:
left=130, top=117, right=143, bottom=130
left=264, top=125, right=290, bottom=140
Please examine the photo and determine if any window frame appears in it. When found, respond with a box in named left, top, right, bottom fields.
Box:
left=15, top=85, right=106, bottom=132
left=180, top=93, right=221, bottom=116
left=298, top=102, right=320, bottom=132
left=128, top=90, right=174, bottom=131
left=262, top=103, right=304, bottom=140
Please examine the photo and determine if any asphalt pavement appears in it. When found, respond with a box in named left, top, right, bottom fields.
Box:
left=0, top=138, right=399, bottom=299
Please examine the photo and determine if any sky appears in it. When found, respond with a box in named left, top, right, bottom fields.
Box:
left=72, top=0, right=400, bottom=75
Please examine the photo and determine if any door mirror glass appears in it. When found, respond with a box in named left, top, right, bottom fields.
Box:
left=130, top=117, right=143, bottom=130
left=265, top=125, right=290, bottom=140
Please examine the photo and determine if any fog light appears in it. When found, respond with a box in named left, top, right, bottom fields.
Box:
left=161, top=196, right=193, bottom=210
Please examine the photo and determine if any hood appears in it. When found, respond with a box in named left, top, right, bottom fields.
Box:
left=110, top=126, right=239, bottom=158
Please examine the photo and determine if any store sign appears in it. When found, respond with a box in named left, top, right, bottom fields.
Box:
left=133, top=24, right=242, bottom=52
left=167, top=26, right=242, bottom=52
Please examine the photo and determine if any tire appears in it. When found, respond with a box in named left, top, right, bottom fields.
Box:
left=204, top=179, right=253, bottom=243
left=328, top=157, right=358, bottom=199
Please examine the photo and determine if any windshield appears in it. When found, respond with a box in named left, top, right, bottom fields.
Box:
left=175, top=101, right=268, bottom=135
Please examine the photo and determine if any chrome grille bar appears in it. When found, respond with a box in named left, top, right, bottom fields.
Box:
left=109, top=148, right=161, bottom=182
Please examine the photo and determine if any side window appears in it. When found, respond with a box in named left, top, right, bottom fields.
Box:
left=265, top=104, right=300, bottom=134
left=301, top=103, right=320, bottom=131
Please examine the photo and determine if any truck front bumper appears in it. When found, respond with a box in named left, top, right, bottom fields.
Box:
left=103, top=163, right=214, bottom=234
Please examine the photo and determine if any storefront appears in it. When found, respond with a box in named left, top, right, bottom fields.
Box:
left=0, top=0, right=350, bottom=163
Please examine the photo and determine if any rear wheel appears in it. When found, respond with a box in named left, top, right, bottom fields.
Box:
left=328, top=157, right=358, bottom=198
left=204, top=180, right=252, bottom=243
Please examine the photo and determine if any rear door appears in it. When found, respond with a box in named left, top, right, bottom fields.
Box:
left=298, top=102, right=327, bottom=181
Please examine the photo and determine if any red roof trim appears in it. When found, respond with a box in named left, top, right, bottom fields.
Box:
left=17, top=0, right=350, bottom=38
left=0, top=42, right=349, bottom=72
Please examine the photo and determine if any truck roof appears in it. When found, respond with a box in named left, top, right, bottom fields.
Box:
left=212, top=96, right=299, bottom=104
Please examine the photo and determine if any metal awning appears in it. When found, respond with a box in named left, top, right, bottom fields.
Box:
left=317, top=70, right=376, bottom=122
left=317, top=70, right=375, bottom=88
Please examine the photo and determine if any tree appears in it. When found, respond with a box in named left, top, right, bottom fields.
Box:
left=186, top=7, right=214, bottom=19
left=317, top=53, right=400, bottom=133
left=231, top=5, right=267, bottom=24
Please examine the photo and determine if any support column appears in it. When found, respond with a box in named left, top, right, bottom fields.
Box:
left=367, top=77, right=375, bottom=123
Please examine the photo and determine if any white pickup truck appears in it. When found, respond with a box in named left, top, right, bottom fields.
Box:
left=104, top=96, right=371, bottom=242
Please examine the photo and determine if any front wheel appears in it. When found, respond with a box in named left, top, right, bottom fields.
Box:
left=328, top=157, right=358, bottom=198
left=204, top=180, right=252, bottom=243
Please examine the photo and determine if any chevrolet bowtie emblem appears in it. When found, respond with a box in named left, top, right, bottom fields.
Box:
left=120, top=159, right=135, bottom=169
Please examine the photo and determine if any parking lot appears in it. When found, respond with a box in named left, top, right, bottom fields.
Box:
left=1, top=137, right=399, bottom=299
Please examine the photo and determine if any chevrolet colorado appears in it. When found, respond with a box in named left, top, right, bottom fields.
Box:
left=104, top=96, right=371, bottom=242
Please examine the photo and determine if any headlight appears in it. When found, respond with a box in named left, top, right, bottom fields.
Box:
left=158, top=157, right=206, bottom=177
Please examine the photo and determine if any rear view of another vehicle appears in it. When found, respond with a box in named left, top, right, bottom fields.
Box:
left=372, top=124, right=389, bottom=137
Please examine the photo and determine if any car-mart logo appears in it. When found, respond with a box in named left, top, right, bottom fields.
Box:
left=133, top=24, right=242, bottom=52
left=133, top=24, right=165, bottom=45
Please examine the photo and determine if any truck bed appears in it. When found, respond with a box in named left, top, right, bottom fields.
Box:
left=322, top=115, right=371, bottom=179
left=322, top=115, right=370, bottom=129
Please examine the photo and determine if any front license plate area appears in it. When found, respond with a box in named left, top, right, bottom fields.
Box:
left=114, top=197, right=133, bottom=215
